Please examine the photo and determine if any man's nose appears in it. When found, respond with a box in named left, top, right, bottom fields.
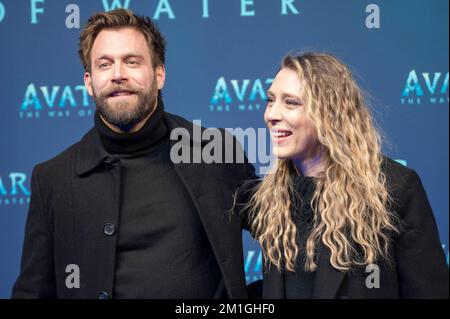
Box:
left=112, top=62, right=127, bottom=82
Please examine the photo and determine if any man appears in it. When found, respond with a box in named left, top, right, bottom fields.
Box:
left=12, top=9, right=255, bottom=299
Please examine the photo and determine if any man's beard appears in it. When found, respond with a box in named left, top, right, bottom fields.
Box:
left=93, top=80, right=158, bottom=131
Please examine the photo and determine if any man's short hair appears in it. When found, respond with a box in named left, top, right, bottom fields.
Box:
left=78, top=8, right=166, bottom=72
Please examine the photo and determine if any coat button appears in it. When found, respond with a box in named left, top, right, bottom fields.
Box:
left=103, top=156, right=120, bottom=169
left=103, top=160, right=114, bottom=169
left=98, top=291, right=109, bottom=299
left=103, top=223, right=116, bottom=236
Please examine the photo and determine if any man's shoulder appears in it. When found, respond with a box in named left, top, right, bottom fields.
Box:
left=164, top=111, right=224, bottom=131
left=164, top=111, right=237, bottom=143
left=33, top=129, right=94, bottom=176
left=164, top=111, right=256, bottom=179
left=163, top=112, right=192, bottom=128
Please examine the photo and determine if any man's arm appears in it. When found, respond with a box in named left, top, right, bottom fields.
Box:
left=11, top=166, right=56, bottom=298
left=229, top=132, right=259, bottom=232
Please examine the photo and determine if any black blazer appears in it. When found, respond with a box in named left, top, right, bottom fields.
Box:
left=12, top=112, right=255, bottom=299
left=252, top=158, right=449, bottom=299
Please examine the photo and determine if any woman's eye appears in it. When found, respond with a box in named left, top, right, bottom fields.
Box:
left=286, top=100, right=304, bottom=109
left=286, top=99, right=300, bottom=106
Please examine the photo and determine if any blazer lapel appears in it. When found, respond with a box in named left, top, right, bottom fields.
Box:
left=313, top=245, right=346, bottom=299
left=262, top=267, right=286, bottom=298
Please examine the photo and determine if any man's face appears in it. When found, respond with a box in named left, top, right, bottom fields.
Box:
left=84, top=27, right=165, bottom=131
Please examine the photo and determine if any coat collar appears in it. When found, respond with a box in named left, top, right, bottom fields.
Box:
left=75, top=128, right=109, bottom=176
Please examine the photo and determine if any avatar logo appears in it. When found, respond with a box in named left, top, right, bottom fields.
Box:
left=19, top=83, right=94, bottom=119
left=210, top=77, right=273, bottom=112
left=0, top=172, right=30, bottom=206
left=401, top=70, right=449, bottom=105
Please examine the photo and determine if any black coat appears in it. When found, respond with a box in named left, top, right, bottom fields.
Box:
left=254, top=158, right=449, bottom=299
left=12, top=112, right=256, bottom=299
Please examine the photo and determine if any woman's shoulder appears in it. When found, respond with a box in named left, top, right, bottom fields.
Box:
left=381, top=156, right=422, bottom=191
left=381, top=156, right=430, bottom=220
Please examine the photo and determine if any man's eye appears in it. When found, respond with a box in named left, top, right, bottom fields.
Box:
left=99, top=63, right=110, bottom=69
left=127, top=60, right=139, bottom=65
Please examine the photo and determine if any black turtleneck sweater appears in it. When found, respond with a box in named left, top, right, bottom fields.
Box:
left=95, top=101, right=224, bottom=298
left=284, top=175, right=317, bottom=298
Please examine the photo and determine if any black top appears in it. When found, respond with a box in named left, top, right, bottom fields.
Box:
left=94, top=101, right=224, bottom=298
left=283, top=175, right=317, bottom=298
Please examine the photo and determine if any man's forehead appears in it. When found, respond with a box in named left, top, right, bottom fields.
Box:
left=91, top=28, right=150, bottom=58
left=93, top=28, right=148, bottom=48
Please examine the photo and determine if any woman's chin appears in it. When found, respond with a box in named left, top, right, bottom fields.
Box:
left=272, top=149, right=292, bottom=160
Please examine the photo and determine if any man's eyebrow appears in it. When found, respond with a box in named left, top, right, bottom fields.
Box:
left=95, top=55, right=113, bottom=63
left=122, top=54, right=144, bottom=60
left=94, top=53, right=144, bottom=62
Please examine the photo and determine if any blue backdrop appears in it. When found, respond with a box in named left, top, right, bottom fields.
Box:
left=0, top=0, right=448, bottom=298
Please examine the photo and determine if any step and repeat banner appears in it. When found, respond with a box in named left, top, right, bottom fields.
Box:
left=0, top=0, right=448, bottom=298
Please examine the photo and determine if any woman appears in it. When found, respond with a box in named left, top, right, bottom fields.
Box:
left=239, top=53, right=448, bottom=298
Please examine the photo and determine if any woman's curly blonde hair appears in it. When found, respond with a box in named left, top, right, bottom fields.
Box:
left=246, top=53, right=399, bottom=272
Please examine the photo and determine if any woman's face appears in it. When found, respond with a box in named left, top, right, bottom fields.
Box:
left=264, top=67, right=321, bottom=163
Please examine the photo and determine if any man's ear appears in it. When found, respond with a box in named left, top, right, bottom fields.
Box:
left=84, top=71, right=94, bottom=96
left=155, top=65, right=166, bottom=90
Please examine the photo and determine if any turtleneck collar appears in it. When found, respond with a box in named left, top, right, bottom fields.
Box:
left=293, top=175, right=316, bottom=198
left=94, top=98, right=168, bottom=157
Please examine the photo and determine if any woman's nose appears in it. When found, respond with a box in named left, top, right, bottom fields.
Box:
left=265, top=102, right=283, bottom=124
